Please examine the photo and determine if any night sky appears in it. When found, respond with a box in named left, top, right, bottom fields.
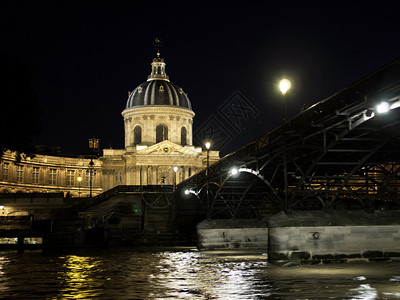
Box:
left=1, top=0, right=400, bottom=156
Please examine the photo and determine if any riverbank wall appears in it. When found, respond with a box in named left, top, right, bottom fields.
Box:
left=196, top=210, right=400, bottom=264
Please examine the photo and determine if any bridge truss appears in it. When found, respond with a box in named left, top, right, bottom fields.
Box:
left=179, top=58, right=400, bottom=219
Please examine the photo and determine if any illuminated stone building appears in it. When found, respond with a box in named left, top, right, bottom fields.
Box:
left=0, top=151, right=102, bottom=197
left=102, top=50, right=218, bottom=189
left=0, top=51, right=219, bottom=197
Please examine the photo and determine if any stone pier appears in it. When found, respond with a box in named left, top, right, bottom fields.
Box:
left=196, top=211, right=400, bottom=264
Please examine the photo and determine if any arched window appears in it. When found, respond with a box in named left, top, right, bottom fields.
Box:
left=156, top=124, right=168, bottom=143
left=134, top=125, right=142, bottom=145
left=181, top=127, right=187, bottom=146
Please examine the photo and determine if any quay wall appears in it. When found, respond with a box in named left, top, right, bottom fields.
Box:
left=196, top=211, right=400, bottom=264
left=0, top=190, right=204, bottom=248
left=197, top=219, right=269, bottom=250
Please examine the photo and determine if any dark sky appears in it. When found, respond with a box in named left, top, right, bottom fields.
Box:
left=1, top=0, right=400, bottom=156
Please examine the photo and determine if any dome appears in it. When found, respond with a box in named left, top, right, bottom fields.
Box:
left=125, top=54, right=192, bottom=110
left=126, top=80, right=192, bottom=109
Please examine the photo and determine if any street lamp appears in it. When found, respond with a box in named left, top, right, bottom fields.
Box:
left=77, top=175, right=82, bottom=197
left=279, top=78, right=291, bottom=122
left=279, top=78, right=291, bottom=212
left=173, top=166, right=178, bottom=191
left=376, top=101, right=390, bottom=114
left=230, top=167, right=238, bottom=176
left=205, top=141, right=211, bottom=175
left=87, top=159, right=96, bottom=198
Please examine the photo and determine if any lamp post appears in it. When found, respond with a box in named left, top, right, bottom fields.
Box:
left=205, top=141, right=211, bottom=175
left=77, top=175, right=82, bottom=197
left=279, top=78, right=291, bottom=211
left=279, top=78, right=291, bottom=122
left=173, top=166, right=178, bottom=191
left=87, top=159, right=96, bottom=198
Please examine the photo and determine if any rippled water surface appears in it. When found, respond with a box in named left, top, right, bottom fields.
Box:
left=0, top=247, right=399, bottom=299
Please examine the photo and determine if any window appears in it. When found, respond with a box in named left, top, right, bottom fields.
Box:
left=156, top=124, right=168, bottom=143
left=115, top=171, right=123, bottom=183
left=49, top=169, right=57, bottom=185
left=66, top=170, right=75, bottom=186
left=32, top=167, right=39, bottom=184
left=85, top=174, right=90, bottom=187
left=134, top=125, right=142, bottom=145
left=17, top=165, right=23, bottom=183
left=181, top=127, right=187, bottom=146
left=3, top=162, right=9, bottom=180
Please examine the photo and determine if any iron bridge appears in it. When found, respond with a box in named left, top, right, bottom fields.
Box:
left=177, top=58, right=400, bottom=219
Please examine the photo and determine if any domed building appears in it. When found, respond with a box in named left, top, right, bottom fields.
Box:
left=0, top=50, right=219, bottom=197
left=100, top=50, right=218, bottom=190
left=123, top=52, right=193, bottom=148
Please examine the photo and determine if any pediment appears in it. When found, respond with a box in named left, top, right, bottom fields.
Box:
left=137, top=140, right=199, bottom=156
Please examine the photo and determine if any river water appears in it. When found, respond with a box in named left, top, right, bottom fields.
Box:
left=0, top=247, right=399, bottom=299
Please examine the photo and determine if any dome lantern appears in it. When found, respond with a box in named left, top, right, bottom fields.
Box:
left=147, top=55, right=170, bottom=81
left=147, top=37, right=169, bottom=81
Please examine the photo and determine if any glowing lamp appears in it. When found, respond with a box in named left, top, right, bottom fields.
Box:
left=230, top=168, right=238, bottom=175
left=376, top=101, right=390, bottom=114
left=279, top=78, right=291, bottom=95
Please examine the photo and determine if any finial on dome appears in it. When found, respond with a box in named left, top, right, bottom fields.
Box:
left=155, top=37, right=162, bottom=58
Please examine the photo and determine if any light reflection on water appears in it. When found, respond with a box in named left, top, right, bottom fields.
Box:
left=0, top=248, right=399, bottom=299
left=58, top=255, right=106, bottom=299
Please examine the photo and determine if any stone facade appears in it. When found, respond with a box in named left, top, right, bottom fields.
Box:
left=0, top=151, right=102, bottom=197
left=101, top=140, right=217, bottom=190
left=122, top=106, right=194, bottom=147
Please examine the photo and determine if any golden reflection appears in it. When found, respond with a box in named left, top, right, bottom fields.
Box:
left=0, top=255, right=9, bottom=293
left=57, top=255, right=106, bottom=299
left=0, top=255, right=8, bottom=275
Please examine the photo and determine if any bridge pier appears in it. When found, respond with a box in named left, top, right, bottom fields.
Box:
left=196, top=210, right=400, bottom=264
left=269, top=210, right=400, bottom=264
